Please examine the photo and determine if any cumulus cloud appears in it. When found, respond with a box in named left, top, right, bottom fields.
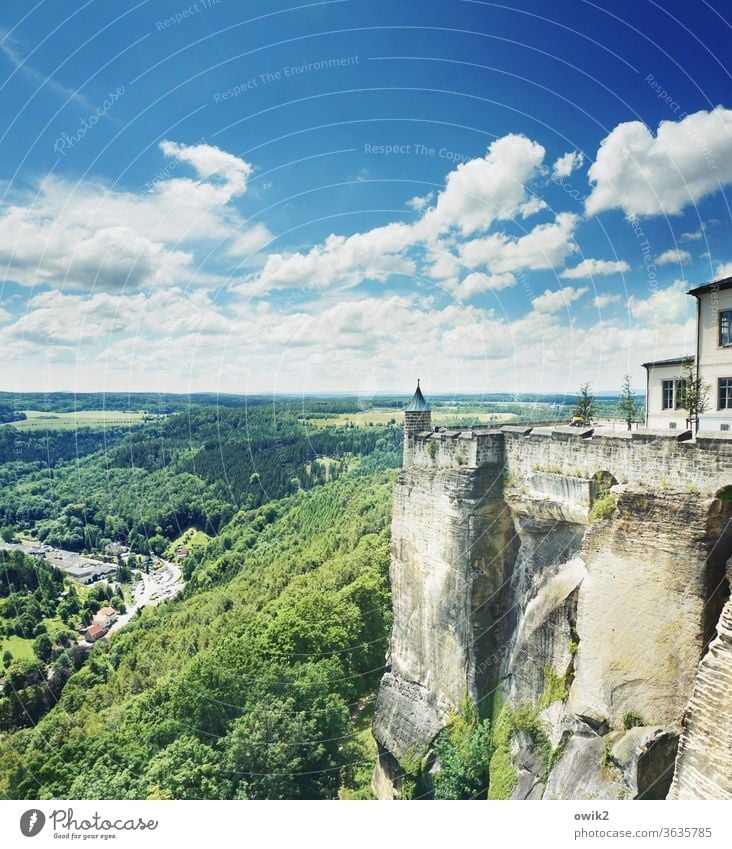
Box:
left=407, top=192, right=433, bottom=211
left=241, top=222, right=416, bottom=294
left=628, top=280, right=690, bottom=325
left=531, top=285, right=588, bottom=313
left=552, top=150, right=584, bottom=178
left=446, top=272, right=516, bottom=299
left=0, top=141, right=268, bottom=292
left=418, top=133, right=545, bottom=237
left=716, top=261, right=732, bottom=278
left=586, top=107, right=732, bottom=217
left=591, top=293, right=622, bottom=309
left=560, top=258, right=630, bottom=279
left=461, top=212, right=578, bottom=273
left=680, top=230, right=704, bottom=242
left=240, top=133, right=550, bottom=296
left=655, top=248, right=692, bottom=266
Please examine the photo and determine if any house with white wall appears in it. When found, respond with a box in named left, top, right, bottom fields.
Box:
left=643, top=276, right=732, bottom=431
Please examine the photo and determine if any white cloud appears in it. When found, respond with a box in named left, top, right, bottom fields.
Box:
left=461, top=212, right=578, bottom=273
left=591, top=293, right=622, bottom=309
left=655, top=248, right=692, bottom=266
left=240, top=132, right=551, bottom=296
left=628, top=280, right=690, bottom=325
left=158, top=140, right=251, bottom=200
left=0, top=141, right=269, bottom=292
left=418, top=133, right=545, bottom=237
left=518, top=195, right=547, bottom=217
left=560, top=258, right=630, bottom=279
left=532, top=285, right=588, bottom=314
left=241, top=222, right=416, bottom=294
left=407, top=192, right=433, bottom=211
left=680, top=230, right=703, bottom=242
left=586, top=107, right=732, bottom=217
left=552, top=151, right=584, bottom=178
left=446, top=272, right=516, bottom=299
left=716, top=261, right=732, bottom=278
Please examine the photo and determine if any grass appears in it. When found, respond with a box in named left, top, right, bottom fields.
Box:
left=4, top=410, right=158, bottom=431
left=0, top=635, right=35, bottom=663
left=539, top=666, right=568, bottom=709
left=301, top=409, right=399, bottom=427
left=165, top=528, right=211, bottom=560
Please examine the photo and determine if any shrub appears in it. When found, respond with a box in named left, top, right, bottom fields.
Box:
left=427, top=441, right=438, bottom=461
left=432, top=700, right=492, bottom=800
left=539, top=666, right=568, bottom=709
left=454, top=453, right=466, bottom=466
left=622, top=711, right=644, bottom=729
left=590, top=493, right=616, bottom=521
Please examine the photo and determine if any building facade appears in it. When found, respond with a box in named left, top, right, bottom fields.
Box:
left=644, top=276, right=732, bottom=431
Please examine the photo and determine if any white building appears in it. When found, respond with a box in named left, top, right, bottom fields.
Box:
left=643, top=276, right=732, bottom=431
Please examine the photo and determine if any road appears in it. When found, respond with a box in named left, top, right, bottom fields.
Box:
left=108, top=556, right=185, bottom=634
left=1, top=539, right=185, bottom=637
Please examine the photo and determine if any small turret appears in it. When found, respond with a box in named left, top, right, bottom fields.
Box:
left=403, top=380, right=431, bottom=466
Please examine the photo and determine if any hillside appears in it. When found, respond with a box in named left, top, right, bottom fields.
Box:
left=0, top=463, right=396, bottom=799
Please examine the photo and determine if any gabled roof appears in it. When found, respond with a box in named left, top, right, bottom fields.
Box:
left=405, top=381, right=430, bottom=412
left=688, top=276, right=732, bottom=297
left=641, top=356, right=694, bottom=368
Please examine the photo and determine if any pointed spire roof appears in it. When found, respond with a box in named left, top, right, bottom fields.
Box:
left=405, top=379, right=430, bottom=412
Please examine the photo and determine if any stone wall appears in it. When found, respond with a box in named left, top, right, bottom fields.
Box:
left=410, top=425, right=732, bottom=495
left=372, top=419, right=732, bottom=799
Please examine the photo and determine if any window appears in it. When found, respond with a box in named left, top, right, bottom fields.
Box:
left=674, top=379, right=687, bottom=409
left=662, top=380, right=674, bottom=410
left=719, top=378, right=732, bottom=410
left=722, top=424, right=730, bottom=432
left=720, top=311, right=732, bottom=346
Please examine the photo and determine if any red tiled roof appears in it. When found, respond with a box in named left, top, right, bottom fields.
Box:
left=87, top=624, right=105, bottom=638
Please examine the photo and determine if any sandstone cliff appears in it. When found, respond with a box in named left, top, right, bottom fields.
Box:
left=668, top=597, right=732, bottom=799
left=372, top=428, right=732, bottom=800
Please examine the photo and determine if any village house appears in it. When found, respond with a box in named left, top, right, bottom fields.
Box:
left=643, top=275, right=732, bottom=431
left=93, top=606, right=118, bottom=629
left=85, top=624, right=105, bottom=642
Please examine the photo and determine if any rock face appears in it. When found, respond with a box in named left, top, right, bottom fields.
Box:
left=668, top=598, right=732, bottom=799
left=372, top=428, right=732, bottom=800
left=568, top=491, right=715, bottom=731
left=372, top=462, right=515, bottom=787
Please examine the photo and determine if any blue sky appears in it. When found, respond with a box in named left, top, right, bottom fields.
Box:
left=0, top=0, right=730, bottom=396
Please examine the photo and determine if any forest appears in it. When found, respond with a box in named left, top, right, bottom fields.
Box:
left=0, top=462, right=397, bottom=799
left=0, top=402, right=401, bottom=553
left=0, top=399, right=404, bottom=798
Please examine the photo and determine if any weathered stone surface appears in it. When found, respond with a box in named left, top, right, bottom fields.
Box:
left=510, top=730, right=545, bottom=800
left=372, top=673, right=449, bottom=762
left=544, top=726, right=678, bottom=800
left=569, top=490, right=713, bottom=730
left=373, top=426, right=732, bottom=799
left=372, top=462, right=515, bottom=796
left=669, top=599, right=732, bottom=799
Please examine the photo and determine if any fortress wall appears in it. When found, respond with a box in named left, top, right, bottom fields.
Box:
left=503, top=429, right=732, bottom=494
left=409, top=430, right=503, bottom=469
left=410, top=426, right=732, bottom=492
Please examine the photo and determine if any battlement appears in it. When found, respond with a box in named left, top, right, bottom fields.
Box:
left=407, top=424, right=732, bottom=495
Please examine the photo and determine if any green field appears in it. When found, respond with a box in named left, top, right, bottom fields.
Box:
left=302, top=408, right=519, bottom=427
left=5, top=410, right=158, bottom=431
left=0, top=635, right=35, bottom=663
